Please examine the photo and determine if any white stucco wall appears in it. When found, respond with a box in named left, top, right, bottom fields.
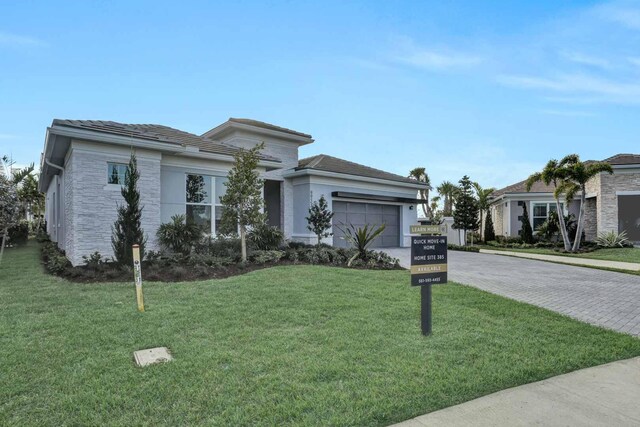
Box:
left=290, top=174, right=420, bottom=247
left=209, top=129, right=300, bottom=239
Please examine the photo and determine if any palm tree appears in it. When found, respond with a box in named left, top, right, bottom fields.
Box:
left=408, top=167, right=432, bottom=219
left=437, top=181, right=458, bottom=216
left=473, top=182, right=495, bottom=241
left=556, top=154, right=613, bottom=252
left=526, top=159, right=572, bottom=251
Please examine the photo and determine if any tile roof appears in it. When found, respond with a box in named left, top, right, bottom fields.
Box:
left=493, top=153, right=640, bottom=197
left=492, top=179, right=555, bottom=197
left=228, top=118, right=312, bottom=138
left=51, top=119, right=280, bottom=162
left=296, top=154, right=425, bottom=185
left=603, top=153, right=640, bottom=165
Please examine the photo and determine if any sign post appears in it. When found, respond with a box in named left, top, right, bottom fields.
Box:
left=410, top=227, right=447, bottom=336
left=132, top=244, right=145, bottom=312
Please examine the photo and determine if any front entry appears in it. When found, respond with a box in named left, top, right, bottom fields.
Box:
left=264, top=180, right=282, bottom=229
left=332, top=201, right=400, bottom=248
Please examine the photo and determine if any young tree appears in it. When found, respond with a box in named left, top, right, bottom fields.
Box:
left=556, top=154, right=613, bottom=252
left=306, top=195, right=334, bottom=245
left=520, top=203, right=534, bottom=244
left=0, top=175, right=20, bottom=263
left=111, top=153, right=147, bottom=264
left=452, top=176, right=479, bottom=245
left=526, top=160, right=572, bottom=251
left=484, top=208, right=496, bottom=242
left=408, top=167, right=432, bottom=218
left=473, top=182, right=495, bottom=241
left=219, top=143, right=265, bottom=262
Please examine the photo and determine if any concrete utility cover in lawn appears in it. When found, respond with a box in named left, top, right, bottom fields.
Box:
left=133, top=347, right=173, bottom=367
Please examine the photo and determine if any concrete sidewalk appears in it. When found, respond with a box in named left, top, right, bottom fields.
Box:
left=479, top=248, right=640, bottom=272
left=391, top=357, right=640, bottom=427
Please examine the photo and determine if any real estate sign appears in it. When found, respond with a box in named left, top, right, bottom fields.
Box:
left=409, top=224, right=448, bottom=235
left=410, top=235, right=448, bottom=286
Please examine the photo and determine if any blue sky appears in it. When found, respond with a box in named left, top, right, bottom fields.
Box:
left=1, top=0, right=639, bottom=190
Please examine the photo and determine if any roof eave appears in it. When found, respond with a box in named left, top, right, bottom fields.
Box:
left=283, top=168, right=428, bottom=189
left=202, top=120, right=314, bottom=145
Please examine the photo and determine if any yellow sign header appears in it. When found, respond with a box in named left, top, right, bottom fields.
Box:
left=410, top=224, right=447, bottom=235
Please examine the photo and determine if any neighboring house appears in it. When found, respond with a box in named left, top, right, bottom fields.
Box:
left=39, top=118, right=427, bottom=265
left=489, top=154, right=640, bottom=243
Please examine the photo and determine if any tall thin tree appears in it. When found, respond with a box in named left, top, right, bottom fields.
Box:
left=473, top=182, right=495, bottom=241
left=452, top=176, right=479, bottom=245
left=111, top=153, right=147, bottom=264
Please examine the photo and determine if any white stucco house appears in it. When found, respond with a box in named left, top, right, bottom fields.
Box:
left=40, top=118, right=427, bottom=265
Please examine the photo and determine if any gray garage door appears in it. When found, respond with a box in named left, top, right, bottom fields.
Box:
left=332, top=201, right=400, bottom=248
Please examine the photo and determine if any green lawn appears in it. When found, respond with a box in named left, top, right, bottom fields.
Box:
left=2, top=244, right=640, bottom=426
left=482, top=246, right=640, bottom=263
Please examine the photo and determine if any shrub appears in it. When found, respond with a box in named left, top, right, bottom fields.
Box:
left=249, top=250, right=285, bottom=264
left=82, top=251, right=107, bottom=267
left=448, top=244, right=480, bottom=252
left=7, top=221, right=29, bottom=246
left=157, top=214, right=202, bottom=255
left=248, top=223, right=284, bottom=250
left=196, top=236, right=242, bottom=260
left=187, top=253, right=235, bottom=268
left=595, top=230, right=631, bottom=248
left=41, top=241, right=71, bottom=274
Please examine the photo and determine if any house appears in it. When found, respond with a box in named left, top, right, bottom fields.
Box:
left=489, top=154, right=640, bottom=243
left=39, top=118, right=427, bottom=265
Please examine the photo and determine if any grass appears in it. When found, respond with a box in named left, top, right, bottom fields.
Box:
left=481, top=246, right=640, bottom=264
left=2, top=243, right=640, bottom=426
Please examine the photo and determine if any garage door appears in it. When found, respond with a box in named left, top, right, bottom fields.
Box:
left=332, top=201, right=400, bottom=248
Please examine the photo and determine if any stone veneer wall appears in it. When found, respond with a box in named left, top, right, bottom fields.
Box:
left=583, top=198, right=597, bottom=240
left=66, top=144, right=161, bottom=266
left=492, top=203, right=504, bottom=236
left=598, top=171, right=640, bottom=234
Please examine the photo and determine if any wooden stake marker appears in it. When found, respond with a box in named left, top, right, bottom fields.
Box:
left=132, top=244, right=145, bottom=312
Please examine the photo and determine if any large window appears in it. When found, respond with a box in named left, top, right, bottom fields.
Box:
left=531, top=202, right=563, bottom=231
left=107, top=163, right=127, bottom=184
left=185, top=174, right=227, bottom=235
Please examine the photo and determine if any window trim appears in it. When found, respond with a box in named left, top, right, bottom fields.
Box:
left=530, top=201, right=566, bottom=232
left=185, top=173, right=226, bottom=236
left=106, top=162, right=128, bottom=185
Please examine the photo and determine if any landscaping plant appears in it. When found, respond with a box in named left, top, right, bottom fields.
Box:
left=219, top=143, right=265, bottom=262
left=520, top=203, right=534, bottom=244
left=248, top=222, right=284, bottom=250
left=484, top=208, right=496, bottom=242
left=338, top=223, right=386, bottom=266
left=111, top=153, right=147, bottom=264
left=305, top=195, right=334, bottom=245
left=595, top=230, right=630, bottom=248
left=157, top=214, right=202, bottom=255
left=473, top=182, right=495, bottom=241
left=452, top=175, right=479, bottom=245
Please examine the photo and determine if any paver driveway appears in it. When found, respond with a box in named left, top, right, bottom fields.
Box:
left=384, top=248, right=640, bottom=336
